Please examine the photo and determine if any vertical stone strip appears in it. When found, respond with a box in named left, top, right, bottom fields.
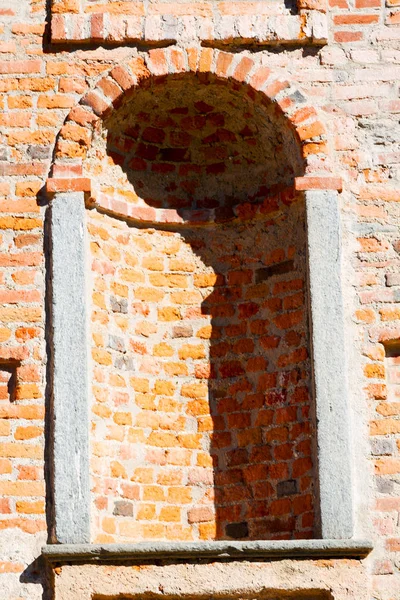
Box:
left=49, top=192, right=90, bottom=543
left=305, top=190, right=353, bottom=539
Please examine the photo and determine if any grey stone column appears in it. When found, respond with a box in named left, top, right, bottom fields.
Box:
left=49, top=192, right=90, bottom=543
left=305, top=190, right=353, bottom=539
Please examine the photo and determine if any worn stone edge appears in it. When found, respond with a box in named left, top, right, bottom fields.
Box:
left=41, top=539, right=373, bottom=563
left=305, top=190, right=353, bottom=539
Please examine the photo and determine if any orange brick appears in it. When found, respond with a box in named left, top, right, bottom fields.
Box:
left=375, top=459, right=400, bottom=475
left=167, top=486, right=192, bottom=504
left=355, top=308, right=376, bottom=323
left=0, top=561, right=24, bottom=573
left=137, top=503, right=156, bottom=520
left=0, top=481, right=44, bottom=496
left=16, top=500, right=45, bottom=514
left=380, top=308, right=400, bottom=322
left=14, top=426, right=42, bottom=440
left=159, top=506, right=181, bottom=522
left=364, top=363, right=385, bottom=379
left=370, top=419, right=400, bottom=435
left=0, top=459, right=12, bottom=474
left=181, top=382, right=208, bottom=398
left=178, top=344, right=206, bottom=360
left=0, top=443, right=42, bottom=459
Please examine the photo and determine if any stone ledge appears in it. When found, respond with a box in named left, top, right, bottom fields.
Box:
left=50, top=13, right=328, bottom=46
left=42, top=539, right=373, bottom=564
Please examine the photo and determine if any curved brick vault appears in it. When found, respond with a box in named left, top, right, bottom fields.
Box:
left=46, top=46, right=345, bottom=543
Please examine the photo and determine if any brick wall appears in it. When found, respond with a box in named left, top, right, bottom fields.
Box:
left=0, top=0, right=400, bottom=596
left=89, top=204, right=314, bottom=543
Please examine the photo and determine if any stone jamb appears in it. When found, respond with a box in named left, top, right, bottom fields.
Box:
left=46, top=47, right=357, bottom=546
left=305, top=190, right=353, bottom=539
left=49, top=191, right=91, bottom=544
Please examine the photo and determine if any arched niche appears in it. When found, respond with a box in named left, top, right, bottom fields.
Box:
left=45, top=48, right=353, bottom=548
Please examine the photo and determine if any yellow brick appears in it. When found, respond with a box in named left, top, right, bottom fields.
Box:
left=113, top=412, right=132, bottom=426
left=197, top=325, right=213, bottom=339
left=194, top=273, right=219, bottom=287
left=135, top=288, right=164, bottom=302
left=153, top=343, right=174, bottom=357
left=158, top=307, right=181, bottom=321
left=110, top=460, right=127, bottom=479
left=16, top=500, right=45, bottom=514
left=142, top=256, right=164, bottom=271
left=167, top=486, right=192, bottom=504
left=130, top=377, right=149, bottom=393
left=169, top=259, right=195, bottom=272
left=110, top=281, right=128, bottom=298
left=142, top=485, right=165, bottom=502
left=119, top=268, right=144, bottom=283
left=154, top=380, right=175, bottom=396
left=137, top=503, right=156, bottom=520
left=102, top=516, right=116, bottom=534
left=92, top=348, right=112, bottom=366
left=364, top=363, right=385, bottom=379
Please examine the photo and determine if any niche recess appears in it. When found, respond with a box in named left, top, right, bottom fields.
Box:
left=86, top=73, right=315, bottom=542
left=46, top=53, right=354, bottom=547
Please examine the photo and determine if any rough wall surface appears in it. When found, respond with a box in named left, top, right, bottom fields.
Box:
left=51, top=558, right=368, bottom=600
left=0, top=0, right=399, bottom=596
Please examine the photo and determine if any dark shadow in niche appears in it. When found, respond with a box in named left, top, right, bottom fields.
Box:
left=170, top=200, right=315, bottom=541
left=100, top=72, right=316, bottom=541
left=104, top=73, right=304, bottom=216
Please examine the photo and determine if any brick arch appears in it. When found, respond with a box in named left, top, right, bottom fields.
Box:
left=47, top=46, right=341, bottom=222
left=46, top=44, right=352, bottom=546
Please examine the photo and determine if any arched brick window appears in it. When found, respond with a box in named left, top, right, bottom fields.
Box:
left=46, top=47, right=352, bottom=547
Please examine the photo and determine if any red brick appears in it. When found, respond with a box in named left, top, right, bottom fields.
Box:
left=46, top=178, right=91, bottom=194
left=334, top=31, right=364, bottom=43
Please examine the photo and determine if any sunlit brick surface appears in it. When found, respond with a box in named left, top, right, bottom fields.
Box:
left=2, top=0, right=400, bottom=587
left=89, top=197, right=314, bottom=542
left=85, top=74, right=314, bottom=542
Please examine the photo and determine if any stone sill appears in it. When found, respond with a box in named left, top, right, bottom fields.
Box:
left=50, top=12, right=327, bottom=46
left=42, top=539, right=373, bottom=564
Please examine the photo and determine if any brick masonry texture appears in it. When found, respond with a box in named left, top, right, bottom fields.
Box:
left=84, top=73, right=314, bottom=542
left=89, top=206, right=313, bottom=543
left=0, top=0, right=400, bottom=595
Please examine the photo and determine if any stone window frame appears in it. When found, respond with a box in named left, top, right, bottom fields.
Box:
left=45, top=47, right=364, bottom=552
